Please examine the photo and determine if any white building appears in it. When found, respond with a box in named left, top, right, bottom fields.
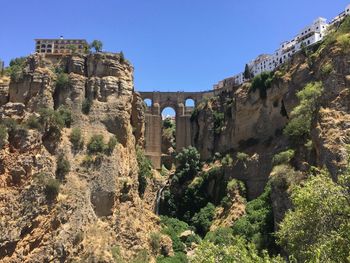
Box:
left=214, top=3, right=350, bottom=89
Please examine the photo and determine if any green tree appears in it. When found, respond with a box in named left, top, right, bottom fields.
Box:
left=87, top=134, right=106, bottom=154
left=284, top=81, right=323, bottom=140
left=191, top=203, right=215, bottom=237
left=90, top=40, right=103, bottom=52
left=174, top=147, right=201, bottom=183
left=70, top=127, right=83, bottom=151
left=277, top=172, right=350, bottom=262
left=243, top=64, right=252, bottom=80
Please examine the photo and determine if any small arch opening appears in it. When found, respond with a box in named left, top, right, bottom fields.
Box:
left=161, top=107, right=176, bottom=170
left=144, top=98, right=152, bottom=107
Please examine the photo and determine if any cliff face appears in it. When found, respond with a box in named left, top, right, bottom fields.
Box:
left=191, top=39, right=350, bottom=201
left=0, top=53, right=158, bottom=262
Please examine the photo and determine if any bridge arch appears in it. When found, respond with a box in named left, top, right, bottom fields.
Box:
left=139, top=91, right=208, bottom=169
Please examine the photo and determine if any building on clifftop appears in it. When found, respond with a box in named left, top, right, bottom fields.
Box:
left=34, top=37, right=88, bottom=55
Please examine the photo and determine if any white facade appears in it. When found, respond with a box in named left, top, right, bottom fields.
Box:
left=214, top=3, right=349, bottom=89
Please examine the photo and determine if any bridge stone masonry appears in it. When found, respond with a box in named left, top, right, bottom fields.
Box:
left=139, top=91, right=213, bottom=169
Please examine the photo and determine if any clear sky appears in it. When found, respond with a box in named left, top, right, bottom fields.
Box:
left=1, top=0, right=348, bottom=94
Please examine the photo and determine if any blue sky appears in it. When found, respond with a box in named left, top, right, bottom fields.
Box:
left=1, top=0, right=348, bottom=95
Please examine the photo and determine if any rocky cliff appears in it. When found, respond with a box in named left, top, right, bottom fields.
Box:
left=0, top=53, right=161, bottom=262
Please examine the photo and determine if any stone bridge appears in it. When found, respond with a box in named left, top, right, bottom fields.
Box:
left=139, top=91, right=213, bottom=169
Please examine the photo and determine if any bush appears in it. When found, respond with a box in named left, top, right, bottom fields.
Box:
left=55, top=72, right=69, bottom=90
left=106, top=136, right=118, bottom=155
left=70, top=127, right=83, bottom=151
left=87, top=134, right=106, bottom=154
left=232, top=184, right=276, bottom=253
left=150, top=232, right=161, bottom=253
left=6, top=57, right=26, bottom=82
left=191, top=203, right=215, bottom=237
left=57, top=106, right=72, bottom=127
left=82, top=98, right=92, bottom=114
left=284, top=82, right=323, bottom=140
left=272, top=149, right=295, bottom=166
left=213, top=111, right=224, bottom=134
left=0, top=125, right=7, bottom=149
left=174, top=147, right=201, bottom=184
left=25, top=115, right=41, bottom=129
left=277, top=173, right=350, bottom=262
left=44, top=178, right=60, bottom=201
left=56, top=154, right=70, bottom=181
left=137, top=147, right=152, bottom=197
left=221, top=154, right=233, bottom=167
left=320, top=62, right=334, bottom=77
left=250, top=71, right=274, bottom=99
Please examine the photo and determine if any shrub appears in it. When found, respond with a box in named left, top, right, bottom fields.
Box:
left=284, top=82, right=323, bottom=140
left=6, top=57, right=26, bottom=82
left=106, top=136, right=118, bottom=155
left=44, top=178, right=60, bottom=201
left=82, top=98, right=92, bottom=114
left=150, top=232, right=161, bottom=253
left=320, top=62, right=334, bottom=77
left=56, top=154, right=70, bottom=181
left=221, top=154, right=233, bottom=167
left=0, top=125, right=7, bottom=149
left=236, top=152, right=249, bottom=162
left=272, top=149, right=295, bottom=166
left=137, top=147, right=152, bottom=197
left=87, top=134, right=106, bottom=154
left=250, top=71, right=274, bottom=99
left=55, top=72, right=69, bottom=90
left=25, top=115, right=41, bottom=129
left=277, top=173, right=350, bottom=262
left=191, top=202, right=215, bottom=237
left=57, top=105, right=72, bottom=127
left=232, top=184, right=276, bottom=253
left=174, top=147, right=201, bottom=184
left=70, top=127, right=83, bottom=151
left=213, top=111, right=224, bottom=134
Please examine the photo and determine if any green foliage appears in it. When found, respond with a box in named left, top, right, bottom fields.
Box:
left=6, top=57, right=26, bottom=82
left=136, top=147, right=152, bottom=197
left=87, top=134, right=107, bottom=154
left=157, top=252, right=188, bottom=263
left=320, top=61, right=334, bottom=77
left=272, top=149, right=295, bottom=166
left=150, top=232, right=161, bottom=253
left=120, top=51, right=125, bottom=63
left=106, top=136, right=118, bottom=155
left=82, top=98, right=92, bottom=114
left=191, top=237, right=284, bottom=263
left=160, top=216, right=191, bottom=253
left=236, top=152, right=249, bottom=162
left=0, top=125, right=7, bottom=149
left=173, top=147, right=201, bottom=184
left=277, top=172, right=350, bottom=262
left=44, top=177, right=60, bottom=201
left=90, top=40, right=103, bottom=52
left=25, top=115, right=41, bottom=129
left=191, top=203, right=215, bottom=237
left=38, top=108, right=65, bottom=142
left=232, top=184, right=276, bottom=253
left=55, top=72, right=69, bottom=90
left=56, top=153, right=70, bottom=181
left=57, top=105, right=72, bottom=128
left=212, top=111, right=224, bottom=134
left=221, top=154, right=233, bottom=167
left=250, top=71, right=274, bottom=99
left=284, top=81, right=323, bottom=140
left=243, top=64, right=252, bottom=80
left=70, top=127, right=83, bottom=151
